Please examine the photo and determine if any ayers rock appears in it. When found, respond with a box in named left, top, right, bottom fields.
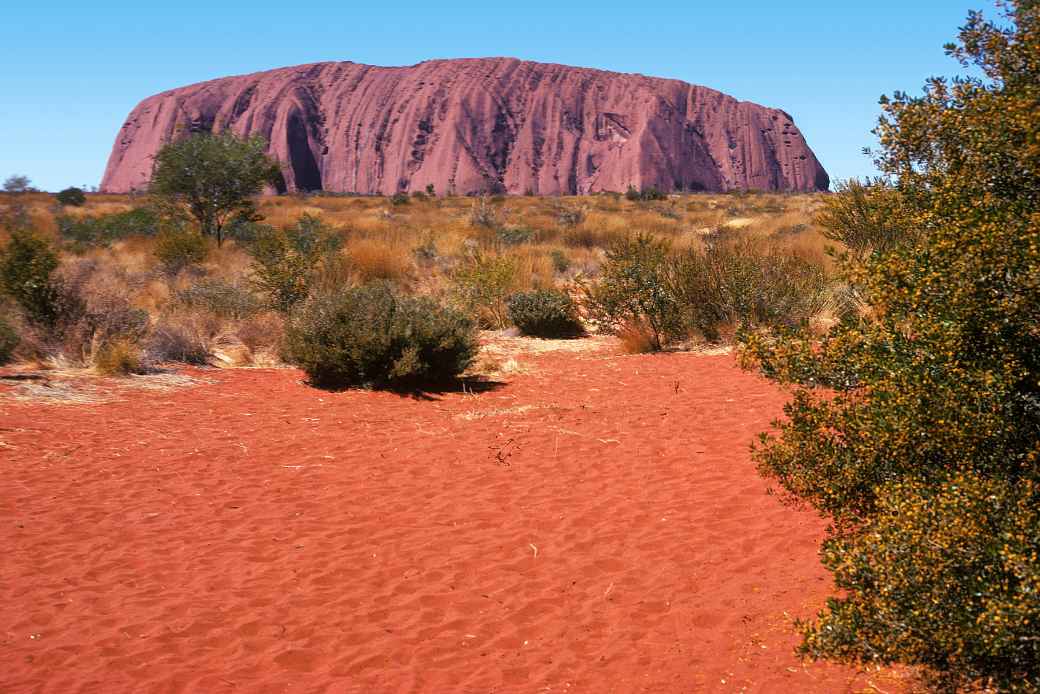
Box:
left=101, top=58, right=829, bottom=195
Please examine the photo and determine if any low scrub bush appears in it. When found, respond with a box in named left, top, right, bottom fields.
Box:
left=413, top=233, right=438, bottom=264
left=94, top=337, right=143, bottom=376
left=55, top=187, right=86, bottom=207
left=284, top=283, right=478, bottom=389
left=177, top=279, right=261, bottom=320
left=670, top=239, right=829, bottom=342
left=583, top=234, right=681, bottom=351
left=154, top=228, right=209, bottom=275
left=53, top=267, right=149, bottom=364
left=247, top=214, right=342, bottom=311
left=451, top=251, right=519, bottom=328
left=507, top=290, right=584, bottom=338
left=550, top=249, right=571, bottom=274
left=495, top=226, right=535, bottom=246
left=469, top=195, right=501, bottom=228
left=816, top=179, right=907, bottom=260
left=625, top=185, right=666, bottom=202
left=554, top=203, right=586, bottom=228
left=617, top=319, right=659, bottom=354
left=145, top=314, right=218, bottom=366
left=57, top=207, right=161, bottom=248
left=234, top=311, right=285, bottom=354
left=0, top=228, right=62, bottom=329
left=0, top=317, right=19, bottom=364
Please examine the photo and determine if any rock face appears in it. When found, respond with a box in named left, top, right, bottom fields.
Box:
left=101, top=58, right=829, bottom=195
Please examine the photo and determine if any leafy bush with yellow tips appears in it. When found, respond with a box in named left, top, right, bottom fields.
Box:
left=741, top=4, right=1040, bottom=690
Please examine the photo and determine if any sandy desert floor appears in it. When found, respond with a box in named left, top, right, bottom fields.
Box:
left=0, top=338, right=911, bottom=693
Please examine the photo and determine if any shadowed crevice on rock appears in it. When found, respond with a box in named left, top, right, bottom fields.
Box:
left=286, top=111, right=323, bottom=193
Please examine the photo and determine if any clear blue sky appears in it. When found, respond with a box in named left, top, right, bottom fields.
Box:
left=1, top=1, right=980, bottom=192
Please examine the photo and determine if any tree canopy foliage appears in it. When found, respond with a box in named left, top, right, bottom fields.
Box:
left=150, top=132, right=282, bottom=246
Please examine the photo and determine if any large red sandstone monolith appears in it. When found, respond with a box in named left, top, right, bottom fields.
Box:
left=101, top=58, right=829, bottom=195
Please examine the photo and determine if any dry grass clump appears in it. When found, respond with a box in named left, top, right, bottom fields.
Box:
left=617, top=319, right=659, bottom=354
left=94, top=338, right=143, bottom=376
left=345, top=238, right=413, bottom=284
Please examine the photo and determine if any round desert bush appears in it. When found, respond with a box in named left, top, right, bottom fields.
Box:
left=55, top=187, right=86, bottom=207
left=0, top=317, right=19, bottom=364
left=0, top=228, right=62, bottom=329
left=284, top=283, right=478, bottom=389
left=507, top=290, right=584, bottom=338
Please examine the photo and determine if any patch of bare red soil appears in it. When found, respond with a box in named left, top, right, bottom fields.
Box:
left=0, top=348, right=908, bottom=692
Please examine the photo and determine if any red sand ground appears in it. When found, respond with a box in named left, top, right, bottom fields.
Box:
left=1, top=342, right=909, bottom=693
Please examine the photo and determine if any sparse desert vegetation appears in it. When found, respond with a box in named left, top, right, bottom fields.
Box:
left=0, top=181, right=838, bottom=381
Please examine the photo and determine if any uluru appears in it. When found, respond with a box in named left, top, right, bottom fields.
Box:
left=100, top=58, right=829, bottom=196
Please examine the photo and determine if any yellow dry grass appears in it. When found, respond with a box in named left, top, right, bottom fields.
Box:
left=2, top=188, right=833, bottom=310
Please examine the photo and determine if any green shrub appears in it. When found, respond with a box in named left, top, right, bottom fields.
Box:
left=625, top=185, right=666, bottom=201
left=550, top=249, right=571, bottom=274
left=507, top=290, right=584, bottom=338
left=670, top=239, right=829, bottom=342
left=177, top=279, right=261, bottom=319
left=284, top=283, right=478, bottom=389
left=246, top=214, right=341, bottom=312
left=583, top=234, right=681, bottom=351
left=154, top=228, right=209, bottom=275
left=55, top=187, right=86, bottom=206
left=740, top=5, right=1040, bottom=690
left=451, top=251, right=519, bottom=328
left=389, top=192, right=410, bottom=205
left=495, top=226, right=535, bottom=246
left=803, top=472, right=1039, bottom=693
left=0, top=317, right=19, bottom=364
left=0, top=228, right=61, bottom=328
left=57, top=207, right=162, bottom=248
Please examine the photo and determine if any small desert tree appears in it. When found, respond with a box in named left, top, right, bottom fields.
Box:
left=55, top=186, right=87, bottom=207
left=150, top=132, right=282, bottom=246
left=740, top=3, right=1040, bottom=691
left=2, top=174, right=33, bottom=194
